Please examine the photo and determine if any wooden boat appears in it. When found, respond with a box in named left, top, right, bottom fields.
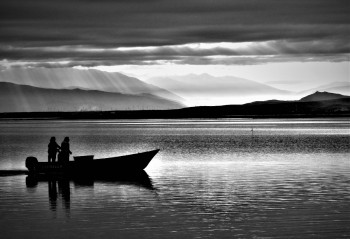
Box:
left=25, top=149, right=160, bottom=176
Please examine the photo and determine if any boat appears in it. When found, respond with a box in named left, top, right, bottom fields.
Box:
left=25, top=149, right=160, bottom=176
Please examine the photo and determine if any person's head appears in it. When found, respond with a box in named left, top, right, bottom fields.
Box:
left=64, top=137, right=69, bottom=142
left=50, top=137, right=56, bottom=142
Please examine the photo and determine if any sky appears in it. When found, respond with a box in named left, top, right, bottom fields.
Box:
left=0, top=0, right=349, bottom=92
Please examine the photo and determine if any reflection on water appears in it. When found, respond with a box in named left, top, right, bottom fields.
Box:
left=0, top=119, right=349, bottom=238
left=49, top=179, right=70, bottom=213
left=25, top=170, right=155, bottom=216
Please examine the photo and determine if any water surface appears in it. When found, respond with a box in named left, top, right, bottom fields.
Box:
left=0, top=118, right=349, bottom=238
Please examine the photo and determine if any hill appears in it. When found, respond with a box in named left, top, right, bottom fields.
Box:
left=299, top=91, right=350, bottom=102
left=0, top=82, right=184, bottom=112
left=297, top=82, right=350, bottom=97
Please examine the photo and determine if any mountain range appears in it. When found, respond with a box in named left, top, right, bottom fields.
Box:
left=0, top=82, right=183, bottom=112
left=0, top=67, right=349, bottom=112
left=0, top=67, right=184, bottom=104
left=146, top=74, right=293, bottom=106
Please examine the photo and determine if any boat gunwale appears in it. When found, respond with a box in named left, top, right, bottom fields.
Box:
left=92, top=149, right=160, bottom=161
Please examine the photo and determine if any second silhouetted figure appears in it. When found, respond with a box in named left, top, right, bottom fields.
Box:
left=59, top=137, right=72, bottom=163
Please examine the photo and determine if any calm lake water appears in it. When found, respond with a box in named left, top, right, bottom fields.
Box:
left=0, top=118, right=349, bottom=238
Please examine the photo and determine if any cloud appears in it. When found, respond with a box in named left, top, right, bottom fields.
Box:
left=0, top=0, right=349, bottom=67
left=1, top=39, right=348, bottom=67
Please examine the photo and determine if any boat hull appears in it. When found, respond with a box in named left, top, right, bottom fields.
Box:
left=26, top=149, right=160, bottom=176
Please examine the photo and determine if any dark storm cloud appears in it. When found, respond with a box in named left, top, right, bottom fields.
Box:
left=0, top=0, right=349, bottom=66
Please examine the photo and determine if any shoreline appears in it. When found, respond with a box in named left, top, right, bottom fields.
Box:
left=1, top=97, right=349, bottom=120
left=0, top=111, right=349, bottom=120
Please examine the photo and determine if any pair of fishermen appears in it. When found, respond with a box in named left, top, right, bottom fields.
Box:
left=48, top=137, right=72, bottom=163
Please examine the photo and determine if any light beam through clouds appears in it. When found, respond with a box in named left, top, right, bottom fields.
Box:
left=0, top=0, right=349, bottom=100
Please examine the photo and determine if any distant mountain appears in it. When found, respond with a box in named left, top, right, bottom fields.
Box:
left=300, top=91, right=349, bottom=102
left=146, top=74, right=293, bottom=106
left=0, top=67, right=184, bottom=105
left=298, top=82, right=350, bottom=97
left=0, top=82, right=184, bottom=112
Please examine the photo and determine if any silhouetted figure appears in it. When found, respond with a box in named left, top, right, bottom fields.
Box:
left=48, top=137, right=61, bottom=163
left=59, top=137, right=72, bottom=163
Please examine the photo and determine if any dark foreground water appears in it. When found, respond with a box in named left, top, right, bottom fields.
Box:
left=0, top=118, right=349, bottom=238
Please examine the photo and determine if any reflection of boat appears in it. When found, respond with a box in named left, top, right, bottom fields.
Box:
left=25, top=149, right=160, bottom=176
left=26, top=170, right=155, bottom=214
left=26, top=170, right=155, bottom=191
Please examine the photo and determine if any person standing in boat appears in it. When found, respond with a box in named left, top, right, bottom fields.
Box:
left=60, top=137, right=72, bottom=163
left=48, top=137, right=61, bottom=163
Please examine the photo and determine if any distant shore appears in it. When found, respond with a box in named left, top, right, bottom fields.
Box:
left=1, top=107, right=349, bottom=120
left=1, top=91, right=349, bottom=120
left=1, top=95, right=350, bottom=120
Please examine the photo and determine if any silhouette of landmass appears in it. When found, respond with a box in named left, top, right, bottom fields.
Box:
left=299, top=91, right=349, bottom=102
left=1, top=91, right=349, bottom=119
